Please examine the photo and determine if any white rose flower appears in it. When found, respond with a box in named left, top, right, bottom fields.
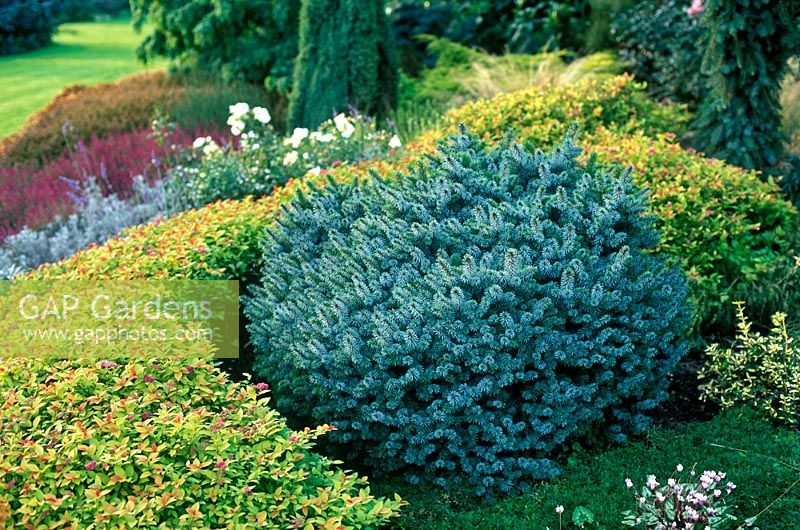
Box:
left=308, top=167, right=322, bottom=177
left=333, top=113, right=348, bottom=130
left=230, top=120, right=245, bottom=136
left=192, top=137, right=207, bottom=149
left=283, top=150, right=299, bottom=166
left=289, top=127, right=309, bottom=148
left=311, top=131, right=334, bottom=143
left=334, top=113, right=356, bottom=138
left=202, top=140, right=220, bottom=156
left=389, top=135, right=402, bottom=149
left=252, top=106, right=271, bottom=124
left=228, top=102, right=250, bottom=118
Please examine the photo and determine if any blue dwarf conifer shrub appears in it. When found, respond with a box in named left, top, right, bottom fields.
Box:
left=246, top=127, right=691, bottom=497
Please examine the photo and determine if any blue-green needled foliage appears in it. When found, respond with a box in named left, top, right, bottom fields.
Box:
left=246, top=128, right=691, bottom=497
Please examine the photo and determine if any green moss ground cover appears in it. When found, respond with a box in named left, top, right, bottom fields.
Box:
left=376, top=409, right=800, bottom=529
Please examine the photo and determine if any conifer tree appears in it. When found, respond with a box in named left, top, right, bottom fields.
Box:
left=288, top=0, right=399, bottom=129
left=693, top=0, right=800, bottom=170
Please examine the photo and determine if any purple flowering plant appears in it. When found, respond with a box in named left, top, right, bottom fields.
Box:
left=622, top=464, right=738, bottom=529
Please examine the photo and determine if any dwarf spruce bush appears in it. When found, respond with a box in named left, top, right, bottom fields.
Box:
left=246, top=129, right=691, bottom=497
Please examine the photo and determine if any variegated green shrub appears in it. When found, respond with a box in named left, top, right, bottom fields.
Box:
left=700, top=302, right=800, bottom=426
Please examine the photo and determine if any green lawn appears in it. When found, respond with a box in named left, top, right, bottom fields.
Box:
left=0, top=17, right=165, bottom=138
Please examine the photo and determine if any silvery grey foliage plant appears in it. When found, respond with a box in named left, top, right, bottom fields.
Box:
left=0, top=176, right=170, bottom=279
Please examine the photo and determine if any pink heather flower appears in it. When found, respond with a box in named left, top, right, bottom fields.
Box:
left=6, top=481, right=15, bottom=489
left=215, top=461, right=227, bottom=469
left=243, top=486, right=253, bottom=495
left=85, top=461, right=97, bottom=471
left=686, top=0, right=704, bottom=16
left=288, top=435, right=299, bottom=443
left=555, top=505, right=564, bottom=514
left=254, top=382, right=269, bottom=392
left=141, top=412, right=152, bottom=420
left=197, top=247, right=209, bottom=255
left=98, top=360, right=119, bottom=369
left=143, top=375, right=155, bottom=383
left=625, top=478, right=634, bottom=488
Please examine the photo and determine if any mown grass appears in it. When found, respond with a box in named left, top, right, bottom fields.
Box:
left=374, top=408, right=800, bottom=529
left=0, top=17, right=164, bottom=138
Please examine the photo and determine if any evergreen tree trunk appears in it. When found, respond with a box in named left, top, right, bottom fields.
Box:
left=692, top=0, right=800, bottom=170
left=288, top=0, right=399, bottom=129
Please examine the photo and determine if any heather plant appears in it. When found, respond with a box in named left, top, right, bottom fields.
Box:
left=0, top=72, right=184, bottom=165
left=0, top=357, right=405, bottom=528
left=246, top=129, right=691, bottom=497
left=621, top=465, right=738, bottom=529
left=167, top=103, right=404, bottom=209
left=700, top=302, right=800, bottom=426
left=0, top=176, right=170, bottom=279
left=27, top=157, right=406, bottom=281
left=0, top=72, right=268, bottom=167
left=0, top=125, right=212, bottom=239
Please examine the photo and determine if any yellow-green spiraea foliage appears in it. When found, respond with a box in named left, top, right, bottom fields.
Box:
left=245, top=128, right=691, bottom=497
left=0, top=357, right=404, bottom=528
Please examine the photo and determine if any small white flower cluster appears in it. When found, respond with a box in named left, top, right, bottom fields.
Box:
left=622, top=464, right=737, bottom=530
left=192, top=136, right=221, bottom=157
left=178, top=102, right=405, bottom=208
left=334, top=113, right=356, bottom=138
left=226, top=102, right=271, bottom=136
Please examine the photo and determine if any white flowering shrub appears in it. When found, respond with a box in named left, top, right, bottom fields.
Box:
left=0, top=177, right=170, bottom=279
left=622, top=465, right=738, bottom=529
left=167, top=102, right=404, bottom=208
